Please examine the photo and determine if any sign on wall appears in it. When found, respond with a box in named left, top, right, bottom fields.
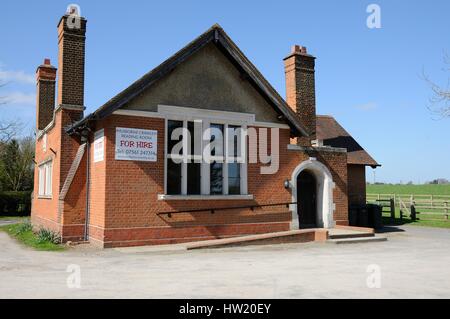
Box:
left=93, top=129, right=104, bottom=163
left=115, top=127, right=157, bottom=162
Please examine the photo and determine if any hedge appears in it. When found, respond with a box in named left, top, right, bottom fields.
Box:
left=0, top=191, right=32, bottom=216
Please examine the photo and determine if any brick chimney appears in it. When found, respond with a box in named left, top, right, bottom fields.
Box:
left=284, top=45, right=316, bottom=145
left=36, top=59, right=57, bottom=130
left=56, top=9, right=87, bottom=120
left=55, top=10, right=88, bottom=211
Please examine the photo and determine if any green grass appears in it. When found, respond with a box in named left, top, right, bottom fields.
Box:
left=367, top=184, right=450, bottom=195
left=0, top=216, right=30, bottom=222
left=368, top=184, right=450, bottom=229
left=381, top=207, right=450, bottom=229
left=0, top=222, right=65, bottom=251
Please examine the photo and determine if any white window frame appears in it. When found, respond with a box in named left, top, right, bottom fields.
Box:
left=38, top=165, right=45, bottom=197
left=38, top=160, right=52, bottom=198
left=160, top=105, right=251, bottom=200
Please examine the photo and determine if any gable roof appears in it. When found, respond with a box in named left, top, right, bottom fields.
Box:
left=316, top=115, right=380, bottom=167
left=67, top=24, right=309, bottom=136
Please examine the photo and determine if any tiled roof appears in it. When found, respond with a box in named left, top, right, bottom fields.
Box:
left=316, top=115, right=380, bottom=167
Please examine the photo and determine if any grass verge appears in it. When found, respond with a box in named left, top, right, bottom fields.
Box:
left=0, top=216, right=30, bottom=222
left=0, top=222, right=65, bottom=251
left=382, top=208, right=450, bottom=229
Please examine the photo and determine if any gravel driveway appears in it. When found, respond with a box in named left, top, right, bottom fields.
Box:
left=1, top=225, right=450, bottom=298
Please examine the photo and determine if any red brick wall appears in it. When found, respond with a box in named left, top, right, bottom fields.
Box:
left=31, top=111, right=62, bottom=234
left=33, top=113, right=349, bottom=247
left=31, top=108, right=87, bottom=241
left=87, top=123, right=107, bottom=243
left=318, top=152, right=348, bottom=225
left=347, top=164, right=366, bottom=206
left=85, top=114, right=348, bottom=247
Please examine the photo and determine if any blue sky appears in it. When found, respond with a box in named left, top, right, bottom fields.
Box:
left=1, top=0, right=449, bottom=183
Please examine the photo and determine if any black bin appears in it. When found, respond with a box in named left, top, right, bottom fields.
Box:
left=367, top=204, right=383, bottom=229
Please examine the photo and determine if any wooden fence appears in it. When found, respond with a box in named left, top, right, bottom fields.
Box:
left=367, top=193, right=450, bottom=222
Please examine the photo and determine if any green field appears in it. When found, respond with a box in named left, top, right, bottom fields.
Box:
left=367, top=184, right=450, bottom=229
left=367, top=184, right=450, bottom=195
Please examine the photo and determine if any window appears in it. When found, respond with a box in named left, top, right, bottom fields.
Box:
left=38, top=161, right=52, bottom=197
left=227, top=125, right=241, bottom=195
left=210, top=124, right=224, bottom=195
left=166, top=159, right=181, bottom=195
left=166, top=120, right=183, bottom=195
left=165, top=119, right=247, bottom=196
left=186, top=121, right=201, bottom=195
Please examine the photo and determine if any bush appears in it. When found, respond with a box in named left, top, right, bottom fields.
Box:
left=36, top=228, right=60, bottom=244
left=0, top=191, right=32, bottom=216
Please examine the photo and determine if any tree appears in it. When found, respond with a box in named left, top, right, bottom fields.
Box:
left=423, top=52, right=450, bottom=118
left=0, top=137, right=35, bottom=191
left=1, top=81, right=24, bottom=144
left=0, top=83, right=35, bottom=193
left=0, top=119, right=23, bottom=144
left=428, top=178, right=449, bottom=185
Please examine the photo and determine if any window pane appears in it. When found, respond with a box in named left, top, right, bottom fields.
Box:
left=167, top=120, right=183, bottom=156
left=45, top=162, right=52, bottom=196
left=228, top=163, right=240, bottom=195
left=187, top=121, right=202, bottom=157
left=210, top=162, right=223, bottom=195
left=167, top=159, right=182, bottom=195
left=210, top=123, right=224, bottom=157
left=187, top=162, right=201, bottom=195
left=228, top=125, right=241, bottom=158
left=38, top=166, right=45, bottom=196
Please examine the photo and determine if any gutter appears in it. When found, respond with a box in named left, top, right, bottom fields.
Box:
left=81, top=130, right=91, bottom=241
left=66, top=112, right=95, bottom=135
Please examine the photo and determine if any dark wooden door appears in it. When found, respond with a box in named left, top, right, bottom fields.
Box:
left=297, top=170, right=317, bottom=228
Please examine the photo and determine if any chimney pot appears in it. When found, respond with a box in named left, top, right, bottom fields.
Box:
left=44, top=58, right=51, bottom=65
left=291, top=45, right=307, bottom=55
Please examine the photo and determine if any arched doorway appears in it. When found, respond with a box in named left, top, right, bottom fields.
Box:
left=297, top=170, right=317, bottom=228
left=290, top=158, right=335, bottom=229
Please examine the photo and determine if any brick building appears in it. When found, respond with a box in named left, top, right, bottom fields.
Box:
left=31, top=11, right=379, bottom=248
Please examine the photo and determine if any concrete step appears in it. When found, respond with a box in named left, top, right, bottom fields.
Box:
left=329, top=232, right=374, bottom=240
left=327, top=236, right=387, bottom=244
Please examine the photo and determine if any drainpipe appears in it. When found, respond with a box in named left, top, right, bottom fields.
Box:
left=81, top=129, right=91, bottom=241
